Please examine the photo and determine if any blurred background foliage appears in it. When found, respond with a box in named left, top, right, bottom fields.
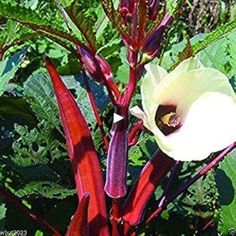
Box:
left=0, top=0, right=236, bottom=235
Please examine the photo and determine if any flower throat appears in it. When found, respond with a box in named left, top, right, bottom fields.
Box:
left=155, top=105, right=181, bottom=135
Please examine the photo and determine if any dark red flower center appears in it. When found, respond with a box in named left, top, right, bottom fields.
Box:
left=155, top=105, right=181, bottom=135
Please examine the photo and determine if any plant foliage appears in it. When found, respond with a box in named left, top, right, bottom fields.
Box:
left=1, top=1, right=236, bottom=235
left=216, top=150, right=236, bottom=235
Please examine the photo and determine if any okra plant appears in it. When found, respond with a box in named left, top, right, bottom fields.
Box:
left=1, top=0, right=236, bottom=235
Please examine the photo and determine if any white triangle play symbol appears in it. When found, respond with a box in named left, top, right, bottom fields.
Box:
left=113, top=113, right=123, bottom=123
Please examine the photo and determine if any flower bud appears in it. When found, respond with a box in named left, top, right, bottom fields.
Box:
left=77, top=46, right=98, bottom=78
left=141, top=16, right=173, bottom=62
left=77, top=46, right=113, bottom=83
left=95, top=55, right=113, bottom=81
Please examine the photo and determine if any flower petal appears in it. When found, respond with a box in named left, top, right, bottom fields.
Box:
left=141, top=64, right=167, bottom=119
left=166, top=92, right=236, bottom=161
left=168, top=57, right=204, bottom=78
left=141, top=57, right=236, bottom=161
left=144, top=63, right=167, bottom=85
left=142, top=58, right=204, bottom=123
left=130, top=106, right=150, bottom=129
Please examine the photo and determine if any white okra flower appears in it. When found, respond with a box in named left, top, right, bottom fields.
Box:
left=131, top=57, right=236, bottom=161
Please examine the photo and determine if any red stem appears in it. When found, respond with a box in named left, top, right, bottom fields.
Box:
left=93, top=56, right=120, bottom=104
left=121, top=54, right=138, bottom=108
left=55, top=1, right=73, bottom=34
left=158, top=161, right=180, bottom=207
left=128, top=135, right=140, bottom=147
left=128, top=120, right=143, bottom=146
left=82, top=69, right=109, bottom=151
left=111, top=199, right=122, bottom=236
left=0, top=48, right=4, bottom=61
left=0, top=185, right=61, bottom=236
left=104, top=77, right=120, bottom=103
left=202, top=219, right=214, bottom=231
left=107, top=48, right=140, bottom=235
left=55, top=1, right=96, bottom=53
left=145, top=142, right=236, bottom=225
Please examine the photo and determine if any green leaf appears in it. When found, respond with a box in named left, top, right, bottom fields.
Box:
left=0, top=97, right=35, bottom=125
left=63, top=76, right=96, bottom=125
left=12, top=123, right=66, bottom=166
left=128, top=133, right=157, bottom=186
left=0, top=203, right=6, bottom=221
left=3, top=121, right=70, bottom=190
left=166, top=0, right=178, bottom=14
left=216, top=149, right=236, bottom=235
left=24, top=74, right=60, bottom=129
left=15, top=181, right=76, bottom=199
left=0, top=20, right=36, bottom=51
left=160, top=34, right=203, bottom=70
left=0, top=97, right=37, bottom=158
left=35, top=231, right=44, bottom=236
left=62, top=0, right=96, bottom=47
left=0, top=1, right=82, bottom=49
left=116, top=47, right=129, bottom=83
left=182, top=171, right=217, bottom=218
left=192, top=19, right=236, bottom=55
left=161, top=29, right=236, bottom=79
left=23, top=72, right=110, bottom=156
left=97, top=38, right=121, bottom=58
left=196, top=31, right=236, bottom=84
left=24, top=73, right=109, bottom=127
left=23, top=0, right=39, bottom=10
left=0, top=200, right=6, bottom=230
left=162, top=19, right=236, bottom=70
left=57, top=58, right=81, bottom=75
left=173, top=18, right=236, bottom=65
left=95, top=5, right=110, bottom=40
left=58, top=0, right=75, bottom=8
left=0, top=49, right=26, bottom=96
